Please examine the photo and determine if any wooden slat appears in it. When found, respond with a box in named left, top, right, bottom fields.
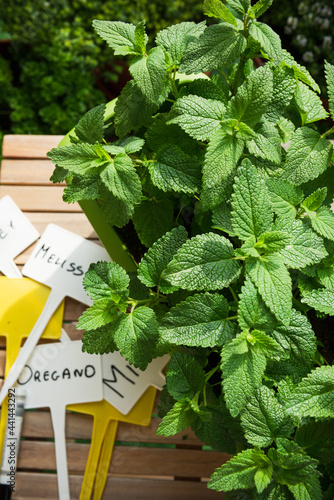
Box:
left=0, top=186, right=81, bottom=212
left=2, top=135, right=64, bottom=159
left=0, top=159, right=58, bottom=185
left=20, top=213, right=97, bottom=239
left=13, top=474, right=223, bottom=500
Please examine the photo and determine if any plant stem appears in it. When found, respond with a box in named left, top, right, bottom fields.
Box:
left=321, top=125, right=334, bottom=138
left=229, top=285, right=238, bottom=302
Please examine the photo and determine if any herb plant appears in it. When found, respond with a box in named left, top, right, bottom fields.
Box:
left=48, top=0, right=334, bottom=497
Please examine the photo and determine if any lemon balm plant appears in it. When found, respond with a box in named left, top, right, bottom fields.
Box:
left=48, top=0, right=334, bottom=497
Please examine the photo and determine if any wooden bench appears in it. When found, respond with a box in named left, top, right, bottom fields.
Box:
left=0, top=135, right=227, bottom=499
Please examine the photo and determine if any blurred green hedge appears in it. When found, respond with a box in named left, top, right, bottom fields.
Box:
left=0, top=0, right=203, bottom=135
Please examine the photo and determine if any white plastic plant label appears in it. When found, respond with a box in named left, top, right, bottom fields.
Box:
left=16, top=340, right=103, bottom=500
left=102, top=352, right=169, bottom=415
left=0, top=195, right=39, bottom=278
left=0, top=223, right=111, bottom=406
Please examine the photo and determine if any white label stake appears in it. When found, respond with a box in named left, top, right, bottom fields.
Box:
left=0, top=195, right=39, bottom=278
left=0, top=223, right=111, bottom=405
left=16, top=341, right=103, bottom=500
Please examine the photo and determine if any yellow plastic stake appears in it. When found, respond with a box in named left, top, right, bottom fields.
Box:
left=0, top=277, right=64, bottom=464
left=68, top=386, right=157, bottom=500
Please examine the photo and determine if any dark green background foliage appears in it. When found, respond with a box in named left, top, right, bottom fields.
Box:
left=47, top=0, right=334, bottom=497
left=0, top=0, right=203, bottom=135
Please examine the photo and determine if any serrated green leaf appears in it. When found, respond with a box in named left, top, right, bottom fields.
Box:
left=50, top=165, right=68, bottom=183
left=188, top=77, right=229, bottom=104
left=168, top=95, right=225, bottom=141
left=100, top=153, right=141, bottom=204
left=180, top=23, right=247, bottom=74
left=202, top=130, right=244, bottom=210
left=212, top=201, right=235, bottom=236
left=277, top=118, right=295, bottom=143
left=203, top=0, right=237, bottom=26
left=238, top=276, right=277, bottom=331
left=166, top=352, right=206, bottom=401
left=63, top=175, right=100, bottom=203
left=74, top=104, right=106, bottom=144
left=134, top=20, right=147, bottom=53
left=254, top=465, right=273, bottom=494
left=193, top=405, right=238, bottom=454
left=248, top=329, right=282, bottom=359
left=47, top=144, right=104, bottom=175
left=282, top=127, right=332, bottom=186
left=249, top=22, right=281, bottom=64
left=281, top=50, right=320, bottom=93
left=246, top=254, right=292, bottom=325
left=83, top=261, right=130, bottom=302
left=310, top=206, right=334, bottom=242
left=295, top=420, right=334, bottom=465
left=317, top=262, right=334, bottom=289
left=98, top=186, right=133, bottom=227
left=294, top=81, right=328, bottom=125
left=149, top=145, right=202, bottom=194
left=226, top=0, right=250, bottom=15
left=231, top=161, right=273, bottom=240
left=112, top=136, right=145, bottom=154
left=228, top=65, right=273, bottom=127
left=77, top=299, right=118, bottom=330
left=92, top=20, right=140, bottom=56
left=255, top=231, right=291, bottom=254
left=155, top=21, right=206, bottom=65
left=325, top=60, right=334, bottom=120
left=82, top=324, right=117, bottom=355
left=208, top=448, right=270, bottom=491
left=285, top=366, right=334, bottom=418
left=138, top=226, right=188, bottom=292
left=301, top=288, right=334, bottom=315
left=287, top=475, right=322, bottom=500
left=113, top=306, right=159, bottom=369
left=246, top=120, right=281, bottom=164
left=132, top=198, right=175, bottom=248
left=157, top=399, right=196, bottom=436
left=266, top=178, right=304, bottom=219
left=163, top=232, right=241, bottom=291
left=241, top=386, right=294, bottom=448
left=254, top=483, right=293, bottom=500
left=221, top=332, right=267, bottom=417
left=274, top=218, right=327, bottom=269
left=129, top=47, right=169, bottom=105
left=160, top=293, right=236, bottom=347
left=252, top=0, right=273, bottom=17
left=302, top=187, right=327, bottom=212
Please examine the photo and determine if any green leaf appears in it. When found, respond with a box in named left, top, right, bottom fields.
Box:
left=301, top=288, right=334, bottom=315
left=310, top=206, right=334, bottom=242
left=93, top=20, right=140, bottom=56
left=149, top=145, right=202, bottom=194
left=325, top=60, right=334, bottom=120
left=134, top=20, right=147, bottom=53
left=100, top=153, right=141, bottom=203
left=138, top=226, right=188, bottom=293
left=294, top=81, right=328, bottom=125
left=249, top=22, right=281, bottom=64
left=203, top=0, right=237, bottom=26
left=99, top=187, right=133, bottom=227
left=112, top=136, right=145, bottom=154
left=188, top=77, right=229, bottom=103
left=255, top=231, right=291, bottom=254
left=168, top=95, right=225, bottom=141
left=208, top=448, right=271, bottom=492
left=302, top=187, right=327, bottom=212
left=129, top=47, right=169, bottom=105
left=157, top=399, right=196, bottom=436
left=246, top=120, right=281, bottom=164
left=248, top=329, right=282, bottom=359
left=226, top=0, right=250, bottom=15
left=193, top=405, right=238, bottom=454
left=295, top=420, right=334, bottom=465
left=163, top=232, right=241, bottom=291
left=228, top=65, right=273, bottom=127
left=252, top=0, right=273, bottom=17
left=132, top=198, right=175, bottom=248
left=287, top=475, right=322, bottom=500
left=285, top=366, right=334, bottom=418
left=282, top=127, right=332, bottom=186
left=277, top=118, right=295, bottom=144
left=241, top=386, right=294, bottom=448
left=212, top=201, right=235, bottom=236
left=231, top=162, right=273, bottom=240
left=63, top=175, right=100, bottom=203
left=274, top=218, right=327, bottom=269
left=180, top=23, right=247, bottom=74
left=113, top=306, right=159, bottom=369
left=77, top=299, right=118, bottom=331
left=246, top=254, right=292, bottom=326
left=166, top=352, right=206, bottom=401
left=202, top=130, right=244, bottom=210
left=238, top=276, right=277, bottom=331
left=155, top=21, right=206, bottom=65
left=266, top=178, right=304, bottom=220
left=83, top=261, right=130, bottom=302
left=82, top=325, right=117, bottom=355
left=317, top=262, right=334, bottom=289
left=281, top=50, right=320, bottom=93
left=160, top=293, right=236, bottom=347
left=221, top=332, right=267, bottom=417
left=47, top=144, right=104, bottom=175
left=74, top=104, right=106, bottom=144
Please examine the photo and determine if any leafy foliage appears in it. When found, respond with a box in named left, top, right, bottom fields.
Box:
left=48, top=2, right=334, bottom=498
